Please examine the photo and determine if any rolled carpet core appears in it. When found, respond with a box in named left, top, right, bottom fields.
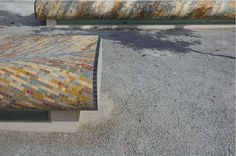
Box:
left=0, top=35, right=101, bottom=111
left=35, top=0, right=235, bottom=20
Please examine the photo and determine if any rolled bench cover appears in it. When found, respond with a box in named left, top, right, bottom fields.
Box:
left=35, top=0, right=235, bottom=20
left=0, top=35, right=101, bottom=111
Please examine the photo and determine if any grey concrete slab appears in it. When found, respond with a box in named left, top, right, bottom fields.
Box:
left=0, top=0, right=44, bottom=26
left=0, top=26, right=235, bottom=156
left=0, top=2, right=235, bottom=155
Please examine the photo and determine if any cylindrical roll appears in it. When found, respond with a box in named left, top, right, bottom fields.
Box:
left=0, top=35, right=101, bottom=111
left=35, top=0, right=235, bottom=20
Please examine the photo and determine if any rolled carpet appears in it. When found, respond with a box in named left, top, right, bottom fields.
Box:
left=0, top=35, right=101, bottom=111
left=35, top=0, right=235, bottom=20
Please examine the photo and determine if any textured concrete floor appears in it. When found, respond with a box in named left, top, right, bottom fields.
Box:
left=0, top=26, right=235, bottom=156
left=0, top=2, right=235, bottom=156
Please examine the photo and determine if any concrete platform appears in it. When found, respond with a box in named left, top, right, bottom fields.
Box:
left=0, top=111, right=79, bottom=132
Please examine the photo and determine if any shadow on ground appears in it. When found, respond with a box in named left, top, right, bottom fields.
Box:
left=34, top=27, right=235, bottom=59
left=0, top=10, right=45, bottom=26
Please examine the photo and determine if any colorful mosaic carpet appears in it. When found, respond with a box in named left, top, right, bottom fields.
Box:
left=0, top=35, right=100, bottom=110
left=35, top=0, right=235, bottom=20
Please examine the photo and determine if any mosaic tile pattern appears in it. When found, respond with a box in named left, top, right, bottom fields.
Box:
left=35, top=0, right=235, bottom=20
left=0, top=35, right=100, bottom=110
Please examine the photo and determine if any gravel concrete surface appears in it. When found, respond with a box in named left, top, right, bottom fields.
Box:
left=0, top=2, right=235, bottom=156
left=0, top=0, right=44, bottom=26
left=0, top=26, right=235, bottom=156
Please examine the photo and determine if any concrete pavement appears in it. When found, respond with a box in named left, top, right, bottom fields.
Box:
left=0, top=26, right=235, bottom=156
left=0, top=1, right=235, bottom=155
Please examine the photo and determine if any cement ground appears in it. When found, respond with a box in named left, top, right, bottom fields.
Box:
left=0, top=2, right=235, bottom=156
left=0, top=25, right=235, bottom=156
